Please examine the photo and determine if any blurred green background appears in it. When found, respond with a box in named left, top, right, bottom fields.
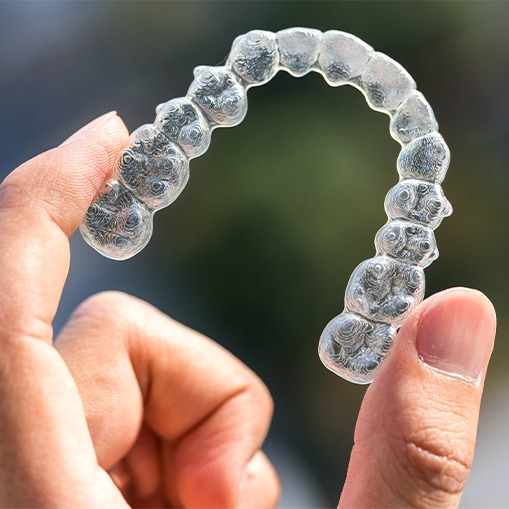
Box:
left=2, top=1, right=508, bottom=507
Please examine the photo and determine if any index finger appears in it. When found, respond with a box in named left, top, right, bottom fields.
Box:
left=0, top=112, right=128, bottom=344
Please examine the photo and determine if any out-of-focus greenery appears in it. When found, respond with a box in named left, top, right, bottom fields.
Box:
left=2, top=1, right=509, bottom=504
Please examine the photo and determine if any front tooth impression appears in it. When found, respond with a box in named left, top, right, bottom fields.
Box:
left=317, top=30, right=374, bottom=86
left=360, top=52, right=416, bottom=113
left=390, top=91, right=438, bottom=144
left=276, top=27, right=322, bottom=77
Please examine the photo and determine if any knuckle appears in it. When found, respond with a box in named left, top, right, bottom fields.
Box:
left=227, top=372, right=273, bottom=442
left=244, top=370, right=274, bottom=421
left=395, top=425, right=472, bottom=500
left=0, top=173, right=26, bottom=211
left=0, top=154, right=59, bottom=213
left=71, top=291, right=136, bottom=329
left=258, top=381, right=274, bottom=423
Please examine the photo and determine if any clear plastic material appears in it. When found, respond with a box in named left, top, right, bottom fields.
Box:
left=345, top=256, right=425, bottom=325
left=188, top=66, right=248, bottom=127
left=317, top=30, right=373, bottom=86
left=154, top=98, right=211, bottom=158
left=385, top=179, right=452, bottom=229
left=319, top=312, right=396, bottom=384
left=390, top=91, right=438, bottom=144
left=80, top=27, right=452, bottom=384
left=119, top=129, right=189, bottom=211
left=226, top=30, right=279, bottom=86
left=375, top=220, right=438, bottom=268
left=397, top=132, right=450, bottom=183
left=277, top=28, right=322, bottom=77
left=79, top=180, right=152, bottom=260
left=360, top=52, right=417, bottom=113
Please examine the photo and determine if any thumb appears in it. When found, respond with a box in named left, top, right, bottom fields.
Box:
left=0, top=111, right=128, bottom=343
left=339, top=288, right=496, bottom=509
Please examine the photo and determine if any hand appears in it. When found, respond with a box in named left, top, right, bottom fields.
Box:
left=339, top=287, right=496, bottom=508
left=0, top=112, right=277, bottom=508
left=0, top=112, right=496, bottom=509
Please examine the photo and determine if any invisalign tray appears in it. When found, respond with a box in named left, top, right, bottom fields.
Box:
left=80, top=28, right=452, bottom=384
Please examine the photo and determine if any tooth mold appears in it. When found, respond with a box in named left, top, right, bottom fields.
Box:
left=80, top=28, right=452, bottom=384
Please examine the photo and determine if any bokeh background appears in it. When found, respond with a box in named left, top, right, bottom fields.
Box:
left=2, top=1, right=508, bottom=507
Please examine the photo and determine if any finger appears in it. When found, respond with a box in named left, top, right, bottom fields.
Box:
left=55, top=291, right=274, bottom=509
left=237, top=451, right=280, bottom=509
left=123, top=425, right=161, bottom=500
left=0, top=111, right=128, bottom=343
left=339, top=288, right=496, bottom=509
left=0, top=115, right=130, bottom=507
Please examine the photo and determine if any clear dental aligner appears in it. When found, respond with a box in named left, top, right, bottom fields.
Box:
left=80, top=28, right=452, bottom=384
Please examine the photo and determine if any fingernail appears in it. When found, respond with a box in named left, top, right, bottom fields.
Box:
left=60, top=111, right=118, bottom=146
left=416, top=290, right=496, bottom=382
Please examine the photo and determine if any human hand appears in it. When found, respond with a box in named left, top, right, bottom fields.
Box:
left=339, top=285, right=496, bottom=508
left=0, top=112, right=277, bottom=508
left=0, top=112, right=496, bottom=509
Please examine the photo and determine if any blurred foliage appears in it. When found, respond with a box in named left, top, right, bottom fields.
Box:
left=2, top=1, right=509, bottom=504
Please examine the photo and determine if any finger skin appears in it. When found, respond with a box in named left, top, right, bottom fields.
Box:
left=0, top=113, right=277, bottom=509
left=56, top=291, right=275, bottom=508
left=339, top=288, right=496, bottom=509
left=237, top=451, right=281, bottom=509
left=0, top=114, right=131, bottom=508
left=0, top=111, right=128, bottom=344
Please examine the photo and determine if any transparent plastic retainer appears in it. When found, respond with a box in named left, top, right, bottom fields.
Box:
left=80, top=28, right=452, bottom=384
